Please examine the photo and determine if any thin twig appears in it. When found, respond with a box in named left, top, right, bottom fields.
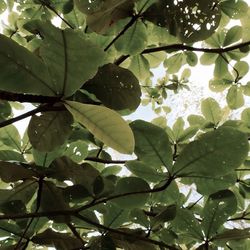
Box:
left=67, top=222, right=86, bottom=247
left=84, top=157, right=128, bottom=164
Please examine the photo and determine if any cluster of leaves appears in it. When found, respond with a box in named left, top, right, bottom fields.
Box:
left=0, top=0, right=250, bottom=249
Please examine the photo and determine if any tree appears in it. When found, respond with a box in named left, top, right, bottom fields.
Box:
left=0, top=0, right=250, bottom=249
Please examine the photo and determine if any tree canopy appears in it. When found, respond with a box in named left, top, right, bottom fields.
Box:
left=0, top=0, right=250, bottom=249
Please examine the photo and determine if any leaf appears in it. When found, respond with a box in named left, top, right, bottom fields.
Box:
left=28, top=110, right=73, bottom=152
left=226, top=85, right=244, bottom=109
left=214, top=228, right=250, bottom=241
left=130, top=120, right=172, bottom=170
left=84, top=0, right=135, bottom=34
left=126, top=160, right=166, bottom=183
left=0, top=162, right=36, bottom=182
left=0, top=150, right=25, bottom=162
left=32, top=228, right=84, bottom=250
left=65, top=101, right=135, bottom=154
left=143, top=0, right=221, bottom=43
left=164, top=53, right=184, bottom=74
left=181, top=172, right=237, bottom=196
left=0, top=1, right=7, bottom=14
left=214, top=56, right=229, bottom=78
left=128, top=55, right=151, bottom=81
left=201, top=98, right=222, bottom=125
left=171, top=208, right=203, bottom=240
left=234, top=61, right=249, bottom=78
left=103, top=203, right=129, bottom=228
left=47, top=157, right=99, bottom=193
left=24, top=20, right=106, bottom=96
left=0, top=125, right=21, bottom=151
left=173, top=127, right=248, bottom=177
left=221, top=0, right=248, bottom=19
left=64, top=140, right=88, bottom=163
left=90, top=236, right=116, bottom=250
left=201, top=190, right=237, bottom=238
left=83, top=63, right=141, bottom=110
left=114, top=20, right=147, bottom=55
left=223, top=25, right=242, bottom=46
left=113, top=177, right=150, bottom=209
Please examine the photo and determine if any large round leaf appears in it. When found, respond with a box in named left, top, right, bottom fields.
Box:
left=64, top=101, right=135, bottom=154
left=83, top=63, right=141, bottom=110
left=173, top=127, right=248, bottom=177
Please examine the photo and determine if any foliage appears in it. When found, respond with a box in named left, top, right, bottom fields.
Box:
left=0, top=0, right=250, bottom=249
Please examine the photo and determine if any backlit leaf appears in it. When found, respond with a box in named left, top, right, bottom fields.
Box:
left=65, top=101, right=135, bottom=154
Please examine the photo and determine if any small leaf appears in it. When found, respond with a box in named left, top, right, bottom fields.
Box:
left=130, top=120, right=172, bottom=170
left=214, top=56, right=229, bottom=77
left=83, top=63, right=141, bottom=110
left=214, top=228, right=250, bottom=241
left=201, top=97, right=222, bottom=125
left=113, top=177, right=150, bottom=209
left=28, top=110, right=73, bottom=152
left=234, top=61, right=249, bottom=78
left=65, top=101, right=135, bottom=154
left=223, top=25, right=242, bottom=46
left=226, top=85, right=244, bottom=109
left=174, top=127, right=248, bottom=177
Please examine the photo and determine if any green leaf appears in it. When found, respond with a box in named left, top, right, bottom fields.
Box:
left=65, top=101, right=135, bottom=154
left=226, top=85, right=244, bottom=109
left=185, top=51, right=198, bottom=67
left=171, top=208, right=203, bottom=240
left=0, top=1, right=7, bottom=14
left=130, top=120, right=172, bottom=170
left=113, top=177, right=150, bottom=209
left=144, top=0, right=221, bottom=43
left=114, top=20, right=147, bottom=55
left=221, top=0, right=248, bottom=19
left=83, top=0, right=135, bottom=34
left=83, top=63, right=141, bottom=110
left=0, top=34, right=55, bottom=95
left=223, top=25, right=242, bottom=46
left=32, top=228, right=83, bottom=249
left=0, top=125, right=21, bottom=152
left=103, top=203, right=129, bottom=228
left=214, top=56, right=229, bottom=78
left=0, top=150, right=25, bottom=162
left=214, top=228, right=250, bottom=241
left=201, top=190, right=237, bottom=238
left=128, top=55, right=151, bottom=81
left=64, top=140, right=88, bottom=163
left=24, top=20, right=106, bottom=96
left=234, top=61, right=249, bottom=78
left=164, top=53, right=184, bottom=74
left=28, top=110, right=73, bottom=152
left=173, top=127, right=248, bottom=177
left=181, top=172, right=237, bottom=196
left=126, top=160, right=166, bottom=183
left=201, top=98, right=222, bottom=125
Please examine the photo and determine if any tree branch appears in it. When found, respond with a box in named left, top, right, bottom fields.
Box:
left=67, top=222, right=86, bottom=247
left=0, top=90, right=62, bottom=103
left=84, top=157, right=129, bottom=164
left=0, top=104, right=65, bottom=129
left=115, top=40, right=250, bottom=65
left=76, top=176, right=174, bottom=212
left=75, top=213, right=179, bottom=250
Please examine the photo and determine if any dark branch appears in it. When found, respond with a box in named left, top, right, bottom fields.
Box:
left=115, top=40, right=250, bottom=65
left=84, top=157, right=129, bottom=164
left=75, top=214, right=179, bottom=250
left=0, top=104, right=65, bottom=129
left=0, top=90, right=61, bottom=103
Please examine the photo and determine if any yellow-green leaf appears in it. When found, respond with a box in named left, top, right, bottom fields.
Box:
left=64, top=101, right=134, bottom=154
